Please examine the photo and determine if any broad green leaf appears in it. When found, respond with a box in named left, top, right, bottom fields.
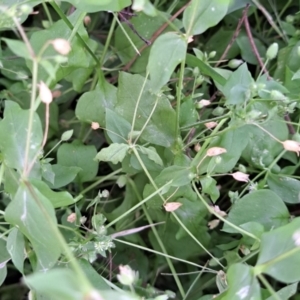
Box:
left=95, top=143, right=129, bottom=164
left=0, top=0, right=40, bottom=29
left=256, top=217, right=300, bottom=283
left=65, top=67, right=94, bottom=93
left=25, top=268, right=86, bottom=300
left=266, top=283, right=298, bottom=300
left=48, top=165, right=81, bottom=189
left=5, top=184, right=61, bottom=270
left=215, top=264, right=261, bottom=300
left=236, top=35, right=266, bottom=65
left=221, top=63, right=253, bottom=105
left=116, top=72, right=176, bottom=147
left=180, top=97, right=198, bottom=127
left=200, top=176, right=219, bottom=202
left=57, top=140, right=98, bottom=183
left=2, top=38, right=31, bottom=59
left=31, top=179, right=75, bottom=208
left=105, top=109, right=131, bottom=143
left=223, top=190, right=290, bottom=233
left=138, top=146, right=163, bottom=166
left=75, top=81, right=117, bottom=127
left=62, top=0, right=130, bottom=12
left=147, top=32, right=187, bottom=92
left=6, top=228, right=25, bottom=274
left=0, top=240, right=9, bottom=285
left=29, top=10, right=98, bottom=82
left=183, top=0, right=229, bottom=35
left=267, top=174, right=300, bottom=204
left=274, top=40, right=300, bottom=81
left=242, top=121, right=288, bottom=170
left=0, top=101, right=43, bottom=171
left=192, top=126, right=249, bottom=174
left=114, top=12, right=181, bottom=73
left=78, top=259, right=110, bottom=290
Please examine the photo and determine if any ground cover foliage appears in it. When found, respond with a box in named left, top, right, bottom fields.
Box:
left=1, top=0, right=300, bottom=299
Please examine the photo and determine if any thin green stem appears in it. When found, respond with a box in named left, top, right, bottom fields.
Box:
left=175, top=59, right=186, bottom=138
left=23, top=60, right=38, bottom=177
left=257, top=274, right=281, bottom=300
left=192, top=182, right=260, bottom=241
left=106, top=181, right=172, bottom=229
left=127, top=178, right=186, bottom=298
left=129, top=72, right=149, bottom=143
left=113, top=13, right=140, bottom=55
left=42, top=2, right=53, bottom=26
left=75, top=168, right=123, bottom=199
left=100, top=16, right=117, bottom=65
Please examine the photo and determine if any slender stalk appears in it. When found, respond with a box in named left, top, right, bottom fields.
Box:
left=100, top=16, right=117, bottom=65
left=192, top=182, right=260, bottom=241
left=257, top=274, right=281, bottom=300
left=175, top=59, right=186, bottom=138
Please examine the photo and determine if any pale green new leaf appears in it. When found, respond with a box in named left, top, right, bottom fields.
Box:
left=147, top=32, right=187, bottom=92
left=95, top=143, right=129, bottom=164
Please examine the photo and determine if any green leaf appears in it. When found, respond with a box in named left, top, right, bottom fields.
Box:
left=256, top=217, right=300, bottom=283
left=5, top=184, right=61, bottom=270
left=95, top=143, right=129, bottom=164
left=75, top=82, right=117, bottom=127
left=200, top=176, right=220, bottom=202
left=105, top=108, right=131, bottom=143
left=183, top=0, right=230, bottom=35
left=221, top=63, right=253, bottom=105
left=2, top=38, right=31, bottom=59
left=31, top=179, right=75, bottom=208
left=0, top=1, right=40, bottom=29
left=116, top=72, right=176, bottom=147
left=57, top=140, right=98, bottom=183
left=186, top=54, right=226, bottom=86
left=138, top=146, right=163, bottom=166
left=0, top=101, right=43, bottom=171
left=266, top=283, right=298, bottom=300
left=62, top=0, right=131, bottom=12
left=236, top=35, right=266, bottom=65
left=25, top=268, right=85, bottom=299
left=192, top=126, right=249, bottom=174
left=147, top=32, right=187, bottom=92
left=223, top=190, right=290, bottom=233
left=48, top=165, right=81, bottom=189
left=6, top=228, right=25, bottom=274
left=78, top=259, right=110, bottom=290
left=215, top=264, right=261, bottom=300
left=29, top=10, right=98, bottom=82
left=267, top=174, right=300, bottom=204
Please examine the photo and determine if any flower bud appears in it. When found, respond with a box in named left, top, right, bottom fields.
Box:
left=209, top=51, right=216, bottom=58
left=117, top=265, right=137, bottom=286
left=228, top=59, right=243, bottom=69
left=282, top=140, right=300, bottom=156
left=164, top=202, right=182, bottom=212
left=194, top=143, right=201, bottom=152
left=231, top=171, right=249, bottom=182
left=270, top=90, right=286, bottom=101
left=91, top=122, right=100, bottom=130
left=39, top=81, right=53, bottom=104
left=266, top=43, right=278, bottom=60
left=208, top=219, right=220, bottom=229
left=206, top=147, right=227, bottom=157
left=205, top=122, right=217, bottom=129
left=196, top=99, right=210, bottom=109
left=67, top=213, right=76, bottom=223
left=212, top=107, right=224, bottom=116
left=84, top=15, right=91, bottom=26
left=51, top=38, right=71, bottom=55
